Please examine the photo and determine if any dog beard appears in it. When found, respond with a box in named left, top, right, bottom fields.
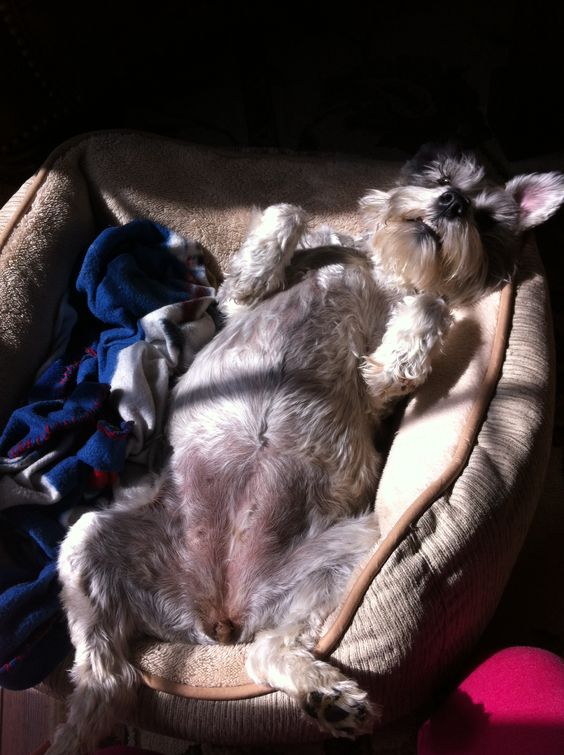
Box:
left=369, top=188, right=487, bottom=301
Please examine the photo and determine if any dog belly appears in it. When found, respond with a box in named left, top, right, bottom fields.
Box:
left=173, top=382, right=380, bottom=645
left=178, top=440, right=379, bottom=643
left=168, top=269, right=385, bottom=643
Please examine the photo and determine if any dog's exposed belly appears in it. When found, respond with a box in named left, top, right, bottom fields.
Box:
left=167, top=255, right=391, bottom=643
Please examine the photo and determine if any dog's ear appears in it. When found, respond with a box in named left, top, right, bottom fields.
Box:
left=505, top=172, right=564, bottom=230
left=359, top=190, right=389, bottom=225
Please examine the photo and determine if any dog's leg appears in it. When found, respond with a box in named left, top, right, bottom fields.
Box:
left=218, top=203, right=307, bottom=313
left=245, top=513, right=380, bottom=738
left=361, top=293, right=452, bottom=410
left=247, top=622, right=375, bottom=738
left=46, top=512, right=140, bottom=755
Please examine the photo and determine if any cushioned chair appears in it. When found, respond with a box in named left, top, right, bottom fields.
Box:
left=0, top=131, right=554, bottom=746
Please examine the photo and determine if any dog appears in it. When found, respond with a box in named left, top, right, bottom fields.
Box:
left=46, top=146, right=564, bottom=753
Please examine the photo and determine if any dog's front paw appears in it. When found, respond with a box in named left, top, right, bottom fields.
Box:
left=301, top=680, right=379, bottom=738
left=361, top=356, right=416, bottom=411
left=362, top=294, right=454, bottom=410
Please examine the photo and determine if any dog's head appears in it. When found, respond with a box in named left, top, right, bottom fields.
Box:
left=360, top=144, right=564, bottom=303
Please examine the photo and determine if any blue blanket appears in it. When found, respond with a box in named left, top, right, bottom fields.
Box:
left=0, top=220, right=216, bottom=689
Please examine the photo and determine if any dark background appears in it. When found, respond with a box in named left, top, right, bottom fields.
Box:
left=3, top=2, right=564, bottom=177
left=2, top=0, right=564, bottom=662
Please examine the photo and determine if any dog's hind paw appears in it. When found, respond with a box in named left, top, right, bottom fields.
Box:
left=301, top=680, right=380, bottom=738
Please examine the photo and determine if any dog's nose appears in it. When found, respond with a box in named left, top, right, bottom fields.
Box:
left=437, top=189, right=470, bottom=219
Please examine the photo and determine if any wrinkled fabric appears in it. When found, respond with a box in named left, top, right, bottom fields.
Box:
left=0, top=220, right=216, bottom=689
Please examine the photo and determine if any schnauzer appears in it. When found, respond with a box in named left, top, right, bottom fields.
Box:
left=47, top=146, right=564, bottom=753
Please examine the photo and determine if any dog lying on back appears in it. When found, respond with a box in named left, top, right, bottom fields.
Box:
left=47, top=146, right=564, bottom=753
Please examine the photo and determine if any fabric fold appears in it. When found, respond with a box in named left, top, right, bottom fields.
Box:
left=0, top=220, right=216, bottom=689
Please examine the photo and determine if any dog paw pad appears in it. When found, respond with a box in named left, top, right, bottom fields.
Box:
left=301, top=683, right=378, bottom=738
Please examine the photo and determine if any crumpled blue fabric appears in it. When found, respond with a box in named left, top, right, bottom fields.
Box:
left=0, top=220, right=212, bottom=689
